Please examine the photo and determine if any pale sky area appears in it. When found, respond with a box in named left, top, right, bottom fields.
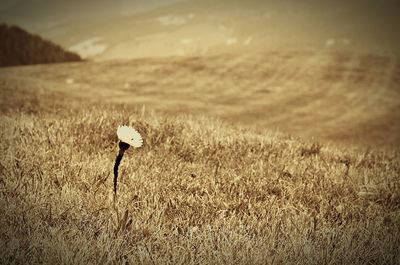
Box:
left=1, top=0, right=399, bottom=59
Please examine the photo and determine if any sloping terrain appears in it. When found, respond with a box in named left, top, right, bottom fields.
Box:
left=0, top=59, right=399, bottom=264
left=1, top=50, right=399, bottom=148
left=0, top=24, right=81, bottom=67
left=1, top=2, right=399, bottom=264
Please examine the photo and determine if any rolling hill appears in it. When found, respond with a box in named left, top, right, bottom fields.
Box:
left=0, top=24, right=81, bottom=67
left=1, top=50, right=399, bottom=149
left=0, top=50, right=399, bottom=264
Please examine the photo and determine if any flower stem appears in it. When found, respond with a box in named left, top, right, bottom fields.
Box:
left=113, top=141, right=130, bottom=195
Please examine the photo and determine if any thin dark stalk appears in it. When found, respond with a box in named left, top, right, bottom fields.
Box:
left=113, top=141, right=130, bottom=195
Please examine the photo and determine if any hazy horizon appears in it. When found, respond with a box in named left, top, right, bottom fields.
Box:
left=1, top=0, right=399, bottom=60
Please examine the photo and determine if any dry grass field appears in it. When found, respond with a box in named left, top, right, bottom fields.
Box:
left=0, top=50, right=400, bottom=264
left=2, top=50, right=399, bottom=147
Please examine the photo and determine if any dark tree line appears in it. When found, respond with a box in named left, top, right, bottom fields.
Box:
left=0, top=24, right=82, bottom=67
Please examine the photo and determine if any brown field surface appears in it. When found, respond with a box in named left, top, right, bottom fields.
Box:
left=0, top=50, right=399, bottom=264
left=1, top=50, right=399, bottom=148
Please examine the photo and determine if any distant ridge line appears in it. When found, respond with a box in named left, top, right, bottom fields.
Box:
left=0, top=24, right=82, bottom=67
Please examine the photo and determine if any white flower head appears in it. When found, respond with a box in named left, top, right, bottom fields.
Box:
left=117, top=125, right=143, bottom=148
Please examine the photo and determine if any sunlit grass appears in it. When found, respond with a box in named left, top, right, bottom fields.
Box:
left=0, top=91, right=399, bottom=264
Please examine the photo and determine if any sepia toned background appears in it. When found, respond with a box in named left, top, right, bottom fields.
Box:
left=0, top=1, right=399, bottom=264
left=1, top=0, right=400, bottom=59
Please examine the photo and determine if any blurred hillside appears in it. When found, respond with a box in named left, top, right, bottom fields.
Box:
left=1, top=50, right=399, bottom=149
left=1, top=0, right=399, bottom=60
left=0, top=24, right=81, bottom=67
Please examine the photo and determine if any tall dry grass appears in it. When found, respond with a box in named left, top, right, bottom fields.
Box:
left=0, top=87, right=399, bottom=264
